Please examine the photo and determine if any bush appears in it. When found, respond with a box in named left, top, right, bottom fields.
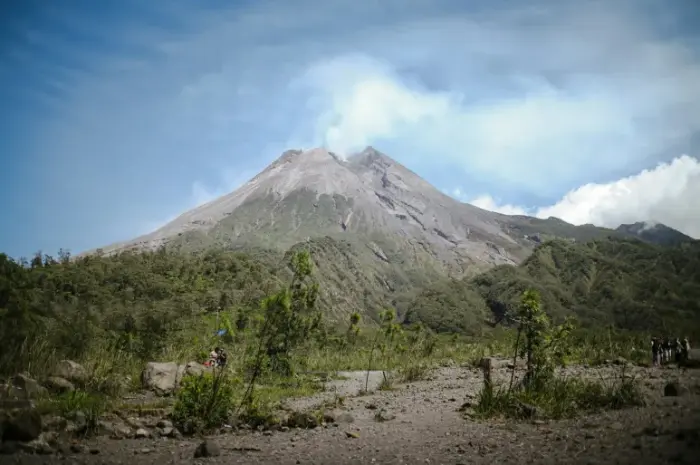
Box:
left=37, top=390, right=108, bottom=436
left=399, top=361, right=431, bottom=382
left=474, top=374, right=646, bottom=420
left=171, top=373, right=237, bottom=433
left=472, top=289, right=646, bottom=420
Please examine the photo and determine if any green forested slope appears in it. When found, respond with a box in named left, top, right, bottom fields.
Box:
left=2, top=236, right=698, bottom=377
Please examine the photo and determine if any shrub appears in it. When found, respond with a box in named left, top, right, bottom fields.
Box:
left=37, top=390, right=108, bottom=436
left=171, top=373, right=237, bottom=433
left=473, top=289, right=646, bottom=420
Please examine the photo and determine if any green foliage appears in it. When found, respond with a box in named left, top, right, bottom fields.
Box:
left=257, top=249, right=322, bottom=377
left=474, top=373, right=646, bottom=420
left=474, top=288, right=646, bottom=420
left=515, top=290, right=575, bottom=389
left=171, top=373, right=237, bottom=433
left=403, top=279, right=490, bottom=334
left=0, top=248, right=284, bottom=377
left=38, top=390, right=108, bottom=436
left=238, top=250, right=322, bottom=414
left=409, top=237, right=700, bottom=336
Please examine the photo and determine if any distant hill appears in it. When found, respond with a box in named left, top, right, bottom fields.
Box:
left=404, top=237, right=700, bottom=335
left=615, top=221, right=694, bottom=246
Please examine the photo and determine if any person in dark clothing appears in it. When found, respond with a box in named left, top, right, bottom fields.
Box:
left=674, top=338, right=682, bottom=363
left=651, top=338, right=660, bottom=366
left=216, top=347, right=228, bottom=368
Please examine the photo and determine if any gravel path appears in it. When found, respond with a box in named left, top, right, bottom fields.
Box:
left=8, top=364, right=700, bottom=465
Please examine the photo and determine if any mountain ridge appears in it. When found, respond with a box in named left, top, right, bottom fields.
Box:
left=92, top=146, right=691, bottom=267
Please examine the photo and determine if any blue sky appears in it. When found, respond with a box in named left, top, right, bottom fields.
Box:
left=1, top=0, right=699, bottom=258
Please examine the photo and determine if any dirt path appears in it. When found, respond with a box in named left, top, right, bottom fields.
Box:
left=9, top=364, right=700, bottom=465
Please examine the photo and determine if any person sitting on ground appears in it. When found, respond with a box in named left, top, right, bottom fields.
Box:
left=205, top=348, right=219, bottom=367
left=215, top=347, right=228, bottom=368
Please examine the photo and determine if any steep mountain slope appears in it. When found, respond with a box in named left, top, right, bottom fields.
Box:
left=98, top=147, right=637, bottom=274
left=615, top=222, right=693, bottom=246
left=100, top=147, right=531, bottom=274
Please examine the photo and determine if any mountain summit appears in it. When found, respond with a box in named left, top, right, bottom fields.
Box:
left=102, top=147, right=532, bottom=272
left=99, top=147, right=683, bottom=275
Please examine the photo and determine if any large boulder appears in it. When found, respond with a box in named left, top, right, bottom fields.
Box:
left=7, top=374, right=47, bottom=399
left=44, top=376, right=75, bottom=394
left=52, top=360, right=87, bottom=386
left=1, top=408, right=43, bottom=442
left=141, top=362, right=209, bottom=396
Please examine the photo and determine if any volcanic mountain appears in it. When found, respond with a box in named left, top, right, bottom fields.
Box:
left=99, top=147, right=679, bottom=268
left=92, top=147, right=692, bottom=320
left=103, top=148, right=526, bottom=270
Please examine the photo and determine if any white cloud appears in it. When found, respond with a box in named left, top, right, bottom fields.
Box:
left=469, top=195, right=528, bottom=216
left=292, top=4, right=700, bottom=197
left=12, top=0, right=700, bottom=254
left=467, top=155, right=700, bottom=238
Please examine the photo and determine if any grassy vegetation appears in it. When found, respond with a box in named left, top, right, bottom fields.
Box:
left=2, top=234, right=696, bottom=433
left=472, top=290, right=647, bottom=421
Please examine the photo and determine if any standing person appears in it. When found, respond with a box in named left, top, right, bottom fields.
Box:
left=651, top=338, right=659, bottom=366
left=684, top=337, right=692, bottom=360
left=674, top=338, right=682, bottom=364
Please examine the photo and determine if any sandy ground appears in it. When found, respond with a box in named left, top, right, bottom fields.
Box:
left=6, top=363, right=700, bottom=465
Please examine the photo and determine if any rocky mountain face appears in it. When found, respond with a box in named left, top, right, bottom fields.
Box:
left=615, top=222, right=693, bottom=246
left=99, top=147, right=676, bottom=272
left=102, top=147, right=527, bottom=272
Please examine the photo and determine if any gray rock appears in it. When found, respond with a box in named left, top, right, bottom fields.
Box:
left=141, top=362, right=180, bottom=395
left=1, top=408, right=43, bottom=442
left=334, top=412, right=355, bottom=424
left=141, top=361, right=209, bottom=395
left=18, top=438, right=54, bottom=455
left=156, top=419, right=173, bottom=429
left=194, top=440, right=221, bottom=458
left=134, top=428, right=150, bottom=439
left=53, top=360, right=87, bottom=386
left=44, top=376, right=75, bottom=394
left=10, top=374, right=47, bottom=399
left=664, top=381, right=689, bottom=397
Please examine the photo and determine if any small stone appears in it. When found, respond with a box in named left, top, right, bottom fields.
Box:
left=156, top=419, right=173, bottom=429
left=334, top=412, right=355, bottom=424
left=135, top=428, right=150, bottom=439
left=2, top=408, right=43, bottom=441
left=664, top=381, right=688, bottom=397
left=194, top=440, right=221, bottom=458
left=345, top=431, right=360, bottom=438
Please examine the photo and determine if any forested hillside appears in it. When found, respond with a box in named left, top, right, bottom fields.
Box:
left=2, top=235, right=699, bottom=377
left=405, top=238, right=700, bottom=335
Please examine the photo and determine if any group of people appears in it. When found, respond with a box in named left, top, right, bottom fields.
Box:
left=204, top=347, right=228, bottom=368
left=651, top=337, right=691, bottom=366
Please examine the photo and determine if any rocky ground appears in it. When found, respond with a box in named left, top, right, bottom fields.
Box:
left=3, top=361, right=700, bottom=465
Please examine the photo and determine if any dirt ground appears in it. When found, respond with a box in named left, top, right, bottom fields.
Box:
left=7, top=363, right=700, bottom=465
